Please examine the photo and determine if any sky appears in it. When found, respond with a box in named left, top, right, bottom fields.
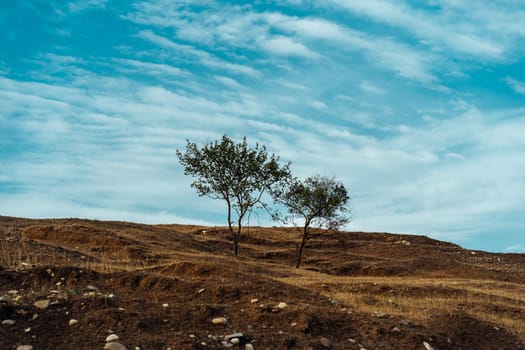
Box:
left=1, top=0, right=524, bottom=253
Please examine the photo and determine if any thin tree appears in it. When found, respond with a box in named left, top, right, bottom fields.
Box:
left=273, top=175, right=350, bottom=268
left=177, top=135, right=291, bottom=256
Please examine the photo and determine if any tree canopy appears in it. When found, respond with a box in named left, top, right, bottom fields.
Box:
left=176, top=135, right=291, bottom=256
left=273, top=174, right=350, bottom=267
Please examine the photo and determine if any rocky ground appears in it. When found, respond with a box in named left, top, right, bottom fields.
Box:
left=0, top=216, right=524, bottom=350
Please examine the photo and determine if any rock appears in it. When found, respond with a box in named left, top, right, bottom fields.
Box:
left=8, top=290, right=19, bottom=295
left=250, top=298, right=259, bottom=304
left=245, top=344, right=254, bottom=350
left=391, top=327, right=401, bottom=333
left=2, top=319, right=16, bottom=325
left=320, top=337, right=331, bottom=348
left=162, top=303, right=169, bottom=308
left=106, top=334, right=120, bottom=342
left=87, top=285, right=99, bottom=291
left=226, top=333, right=244, bottom=340
left=277, top=302, right=287, bottom=309
left=198, top=288, right=206, bottom=294
left=212, top=317, right=227, bottom=325
left=69, top=319, right=78, bottom=326
left=348, top=339, right=356, bottom=344
left=402, top=319, right=414, bottom=327
left=104, top=342, right=128, bottom=350
left=17, top=346, right=33, bottom=350
left=423, top=341, right=434, bottom=350
left=230, top=338, right=240, bottom=345
left=34, top=299, right=50, bottom=310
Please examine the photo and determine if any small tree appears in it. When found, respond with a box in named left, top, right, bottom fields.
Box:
left=177, top=135, right=291, bottom=256
left=273, top=175, right=350, bottom=268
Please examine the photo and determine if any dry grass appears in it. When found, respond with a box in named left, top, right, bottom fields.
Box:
left=274, top=272, right=525, bottom=338
left=0, top=237, right=40, bottom=269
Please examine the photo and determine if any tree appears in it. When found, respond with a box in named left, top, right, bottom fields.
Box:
left=176, top=135, right=291, bottom=256
left=273, top=175, right=350, bottom=268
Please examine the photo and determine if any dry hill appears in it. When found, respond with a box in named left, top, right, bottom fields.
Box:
left=1, top=216, right=524, bottom=349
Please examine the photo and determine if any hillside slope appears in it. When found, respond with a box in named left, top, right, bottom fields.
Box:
left=1, top=216, right=524, bottom=349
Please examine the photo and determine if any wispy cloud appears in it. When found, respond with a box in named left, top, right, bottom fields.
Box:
left=504, top=77, right=525, bottom=95
left=214, top=75, right=243, bottom=89
left=136, top=30, right=259, bottom=77
left=115, top=58, right=187, bottom=78
left=360, top=81, right=385, bottom=95
left=125, top=3, right=438, bottom=84
left=262, top=13, right=438, bottom=83
left=261, top=36, right=320, bottom=59
left=67, top=0, right=108, bottom=12
left=324, top=0, right=510, bottom=60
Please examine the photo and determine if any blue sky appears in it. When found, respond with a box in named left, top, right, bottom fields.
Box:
left=1, top=0, right=524, bottom=253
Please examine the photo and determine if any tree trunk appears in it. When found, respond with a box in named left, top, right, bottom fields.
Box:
left=295, top=225, right=309, bottom=268
left=233, top=234, right=239, bottom=256
left=226, top=198, right=239, bottom=256
left=233, top=219, right=242, bottom=256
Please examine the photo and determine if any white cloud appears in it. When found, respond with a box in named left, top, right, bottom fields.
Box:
left=136, top=30, right=259, bottom=77
left=125, top=4, right=438, bottom=84
left=309, top=100, right=328, bottom=111
left=504, top=77, right=525, bottom=95
left=214, top=76, right=243, bottom=89
left=67, top=0, right=107, bottom=12
left=277, top=79, right=310, bottom=91
left=262, top=36, right=320, bottom=59
left=360, top=81, right=385, bottom=95
left=263, top=13, right=437, bottom=83
left=325, top=0, right=507, bottom=60
left=115, top=58, right=187, bottom=77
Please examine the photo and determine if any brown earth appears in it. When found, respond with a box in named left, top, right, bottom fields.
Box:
left=0, top=215, right=524, bottom=350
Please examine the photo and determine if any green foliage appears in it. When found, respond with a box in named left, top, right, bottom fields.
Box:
left=273, top=174, right=350, bottom=267
left=278, top=175, right=350, bottom=229
left=176, top=135, right=291, bottom=256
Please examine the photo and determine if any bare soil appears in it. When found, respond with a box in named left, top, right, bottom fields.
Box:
left=1, top=216, right=524, bottom=350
